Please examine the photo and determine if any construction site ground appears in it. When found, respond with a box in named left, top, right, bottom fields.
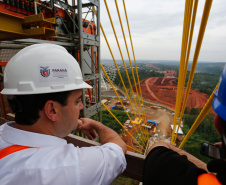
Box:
left=104, top=94, right=174, bottom=153
left=102, top=69, right=213, bottom=154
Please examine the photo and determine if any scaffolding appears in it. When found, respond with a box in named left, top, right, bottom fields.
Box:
left=0, top=0, right=101, bottom=121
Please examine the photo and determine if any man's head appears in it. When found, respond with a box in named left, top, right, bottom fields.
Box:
left=212, top=64, right=226, bottom=151
left=1, top=44, right=91, bottom=136
left=12, top=91, right=73, bottom=125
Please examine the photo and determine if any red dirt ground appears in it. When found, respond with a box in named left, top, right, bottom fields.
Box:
left=139, top=70, right=210, bottom=110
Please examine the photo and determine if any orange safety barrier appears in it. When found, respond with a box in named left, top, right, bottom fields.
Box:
left=0, top=145, right=39, bottom=160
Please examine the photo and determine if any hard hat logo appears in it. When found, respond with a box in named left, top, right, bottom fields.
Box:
left=40, top=66, right=50, bottom=78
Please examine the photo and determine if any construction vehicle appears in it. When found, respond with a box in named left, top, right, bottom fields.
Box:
left=147, top=119, right=157, bottom=127
left=111, top=105, right=126, bottom=111
left=116, top=100, right=129, bottom=106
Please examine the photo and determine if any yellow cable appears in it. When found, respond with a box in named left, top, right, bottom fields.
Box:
left=121, top=0, right=148, bottom=139
left=171, top=0, right=189, bottom=143
left=100, top=23, right=137, bottom=117
left=112, top=0, right=149, bottom=143
left=102, top=102, right=145, bottom=150
left=101, top=64, right=132, bottom=123
left=175, top=0, right=194, bottom=142
left=171, top=0, right=193, bottom=144
left=95, top=7, right=148, bottom=142
left=101, top=64, right=146, bottom=146
left=174, top=0, right=213, bottom=144
left=127, top=145, right=144, bottom=155
left=122, top=0, right=146, bottom=125
left=103, top=0, right=141, bottom=121
left=114, top=0, right=143, bottom=121
left=95, top=7, right=148, bottom=145
left=179, top=84, right=218, bottom=148
left=94, top=7, right=137, bottom=118
left=173, top=0, right=199, bottom=143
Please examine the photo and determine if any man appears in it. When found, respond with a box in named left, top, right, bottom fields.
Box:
left=0, top=44, right=127, bottom=185
left=143, top=65, right=226, bottom=185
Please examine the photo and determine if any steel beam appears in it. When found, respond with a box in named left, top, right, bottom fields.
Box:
left=1, top=39, right=74, bottom=47
left=83, top=74, right=100, bottom=81
left=83, top=38, right=100, bottom=46
left=0, top=12, right=56, bottom=40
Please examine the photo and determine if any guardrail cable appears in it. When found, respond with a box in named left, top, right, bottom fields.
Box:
left=100, top=23, right=138, bottom=117
left=171, top=0, right=194, bottom=144
left=101, top=64, right=146, bottom=146
left=94, top=7, right=149, bottom=148
left=122, top=0, right=146, bottom=124
left=173, top=0, right=213, bottom=144
left=103, top=0, right=142, bottom=121
left=179, top=84, right=218, bottom=148
left=127, top=145, right=144, bottom=154
left=101, top=102, right=145, bottom=151
left=114, top=0, right=144, bottom=122
left=173, top=0, right=199, bottom=143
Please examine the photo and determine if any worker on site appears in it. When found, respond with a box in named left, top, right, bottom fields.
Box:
left=143, top=65, right=226, bottom=185
left=0, top=44, right=127, bottom=185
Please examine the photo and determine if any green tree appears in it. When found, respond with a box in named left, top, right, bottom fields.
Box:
left=92, top=110, right=131, bottom=134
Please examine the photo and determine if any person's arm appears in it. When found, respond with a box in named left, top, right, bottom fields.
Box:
left=78, top=118, right=127, bottom=154
left=148, top=141, right=208, bottom=171
left=143, top=141, right=207, bottom=185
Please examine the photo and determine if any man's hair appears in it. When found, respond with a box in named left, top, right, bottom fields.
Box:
left=11, top=91, right=72, bottom=125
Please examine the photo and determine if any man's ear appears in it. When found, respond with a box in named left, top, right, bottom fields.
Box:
left=214, top=115, right=222, bottom=135
left=44, top=100, right=59, bottom=122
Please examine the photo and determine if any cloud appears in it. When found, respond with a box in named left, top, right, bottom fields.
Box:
left=100, top=0, right=226, bottom=62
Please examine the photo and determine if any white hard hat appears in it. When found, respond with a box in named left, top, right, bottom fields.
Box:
left=1, top=43, right=92, bottom=95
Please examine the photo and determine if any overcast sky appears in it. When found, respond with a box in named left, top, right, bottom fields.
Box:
left=99, top=0, right=226, bottom=62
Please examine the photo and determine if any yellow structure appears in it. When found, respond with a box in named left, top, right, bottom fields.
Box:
left=131, top=117, right=143, bottom=125
left=0, top=12, right=56, bottom=40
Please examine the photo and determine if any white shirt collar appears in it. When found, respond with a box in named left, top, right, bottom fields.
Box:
left=1, top=122, right=67, bottom=147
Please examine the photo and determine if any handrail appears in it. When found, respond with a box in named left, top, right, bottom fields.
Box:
left=65, top=134, right=145, bottom=181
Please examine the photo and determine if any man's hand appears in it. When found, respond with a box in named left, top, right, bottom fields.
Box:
left=77, top=118, right=97, bottom=140
left=78, top=118, right=127, bottom=154
left=214, top=142, right=223, bottom=147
